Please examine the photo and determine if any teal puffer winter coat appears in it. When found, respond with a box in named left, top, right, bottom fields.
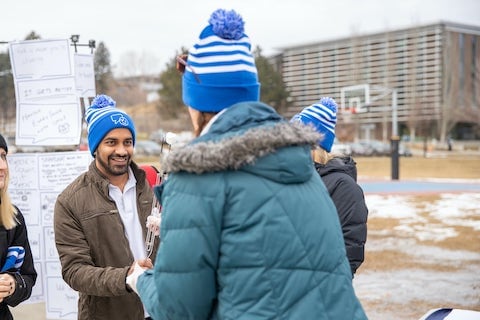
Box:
left=138, top=102, right=367, bottom=320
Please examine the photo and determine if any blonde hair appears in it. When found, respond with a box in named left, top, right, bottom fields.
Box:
left=312, top=146, right=335, bottom=165
left=0, top=161, right=18, bottom=229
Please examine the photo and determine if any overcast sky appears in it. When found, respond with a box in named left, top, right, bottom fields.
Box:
left=2, top=0, right=480, bottom=76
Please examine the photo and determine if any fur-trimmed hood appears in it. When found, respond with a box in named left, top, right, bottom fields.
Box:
left=162, top=102, right=322, bottom=184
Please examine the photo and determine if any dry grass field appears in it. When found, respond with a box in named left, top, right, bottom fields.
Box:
left=137, top=149, right=480, bottom=180
left=357, top=193, right=480, bottom=319
left=355, top=154, right=480, bottom=180
left=353, top=153, right=480, bottom=319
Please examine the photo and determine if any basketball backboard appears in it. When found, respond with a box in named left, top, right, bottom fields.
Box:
left=340, top=84, right=370, bottom=114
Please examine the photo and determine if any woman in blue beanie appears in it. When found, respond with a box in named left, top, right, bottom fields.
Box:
left=128, top=9, right=367, bottom=320
left=292, top=97, right=369, bottom=276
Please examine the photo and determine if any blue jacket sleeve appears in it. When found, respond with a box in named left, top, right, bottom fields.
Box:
left=137, top=173, right=224, bottom=319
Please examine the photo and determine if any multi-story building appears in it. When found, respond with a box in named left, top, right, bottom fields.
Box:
left=274, top=21, right=480, bottom=142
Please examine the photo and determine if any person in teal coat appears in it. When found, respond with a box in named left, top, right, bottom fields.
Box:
left=128, top=8, right=367, bottom=320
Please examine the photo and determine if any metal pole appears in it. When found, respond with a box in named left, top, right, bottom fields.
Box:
left=391, top=137, right=399, bottom=180
left=391, top=89, right=399, bottom=180
left=392, top=90, right=398, bottom=137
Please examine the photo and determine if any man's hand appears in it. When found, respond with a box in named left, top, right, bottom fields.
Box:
left=126, top=258, right=153, bottom=295
left=128, top=258, right=153, bottom=276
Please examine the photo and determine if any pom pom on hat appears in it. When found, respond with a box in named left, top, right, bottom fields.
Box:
left=291, top=97, right=338, bottom=152
left=209, top=9, right=245, bottom=40
left=85, top=94, right=136, bottom=156
left=182, top=8, right=260, bottom=112
left=0, top=133, right=8, bottom=154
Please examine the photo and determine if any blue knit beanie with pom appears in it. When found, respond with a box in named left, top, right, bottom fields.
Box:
left=291, top=97, right=338, bottom=152
left=85, top=94, right=136, bottom=156
left=182, top=8, right=260, bottom=112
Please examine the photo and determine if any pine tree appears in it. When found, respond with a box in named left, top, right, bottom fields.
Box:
left=157, top=48, right=188, bottom=119
left=94, top=42, right=114, bottom=95
left=254, top=46, right=291, bottom=115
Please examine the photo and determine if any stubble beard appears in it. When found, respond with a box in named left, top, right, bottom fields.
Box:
left=98, top=155, right=131, bottom=177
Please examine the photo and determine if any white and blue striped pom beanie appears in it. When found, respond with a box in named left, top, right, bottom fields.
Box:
left=291, top=97, right=338, bottom=152
left=85, top=94, right=136, bottom=156
left=183, top=8, right=260, bottom=112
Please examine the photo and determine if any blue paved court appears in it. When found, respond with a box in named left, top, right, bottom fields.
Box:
left=358, top=179, right=480, bottom=194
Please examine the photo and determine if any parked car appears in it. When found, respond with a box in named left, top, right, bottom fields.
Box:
left=349, top=142, right=373, bottom=157
left=77, top=137, right=89, bottom=151
left=149, top=129, right=165, bottom=144
left=398, top=143, right=413, bottom=157
left=135, top=140, right=163, bottom=156
left=331, top=139, right=352, bottom=156
left=382, top=141, right=413, bottom=157
left=358, top=140, right=390, bottom=156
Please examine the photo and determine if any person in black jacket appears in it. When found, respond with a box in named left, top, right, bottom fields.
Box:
left=0, top=133, right=37, bottom=319
left=291, top=97, right=368, bottom=276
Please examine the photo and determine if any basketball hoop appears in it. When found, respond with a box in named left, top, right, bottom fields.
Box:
left=340, top=84, right=370, bottom=114
left=345, top=101, right=368, bottom=115
left=341, top=108, right=355, bottom=123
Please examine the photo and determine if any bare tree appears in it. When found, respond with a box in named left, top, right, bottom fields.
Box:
left=117, top=50, right=160, bottom=78
left=441, top=31, right=480, bottom=142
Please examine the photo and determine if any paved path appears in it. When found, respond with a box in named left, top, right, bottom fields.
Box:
left=359, top=178, right=480, bottom=194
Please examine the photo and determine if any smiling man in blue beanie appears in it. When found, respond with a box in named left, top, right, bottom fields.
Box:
left=129, top=9, right=367, bottom=320
left=54, top=94, right=158, bottom=320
